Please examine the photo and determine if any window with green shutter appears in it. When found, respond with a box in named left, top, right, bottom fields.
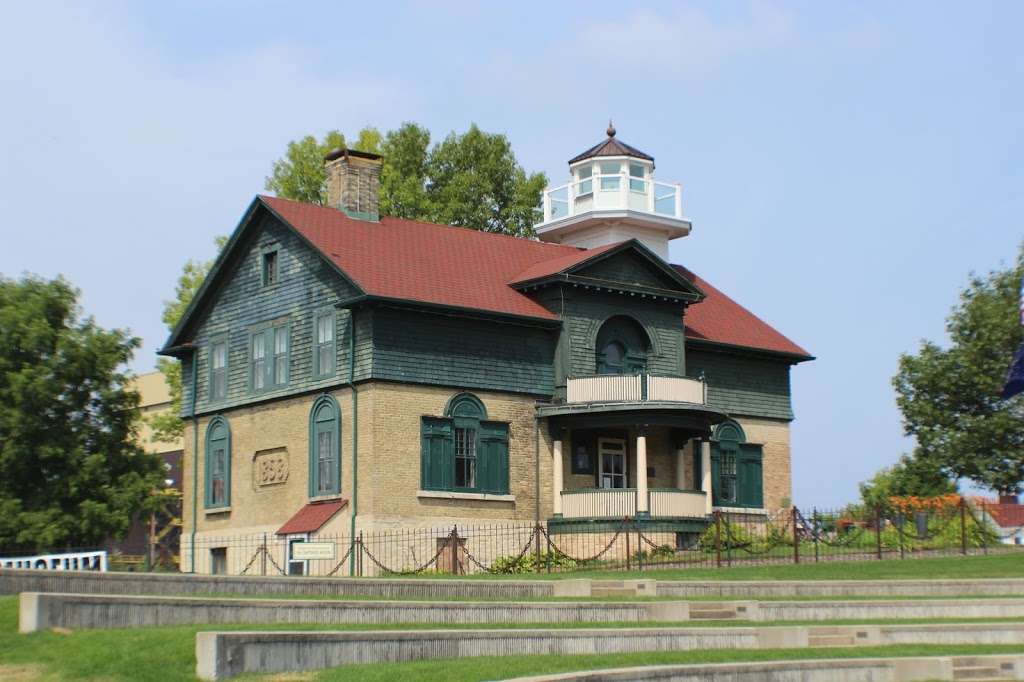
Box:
left=308, top=395, right=341, bottom=497
left=710, top=421, right=764, bottom=509
left=420, top=393, right=509, bottom=495
left=204, top=416, right=231, bottom=509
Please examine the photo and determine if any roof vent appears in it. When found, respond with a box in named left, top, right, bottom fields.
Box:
left=324, top=148, right=382, bottom=222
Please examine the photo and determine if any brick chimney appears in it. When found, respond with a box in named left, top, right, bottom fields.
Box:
left=324, top=148, right=382, bottom=221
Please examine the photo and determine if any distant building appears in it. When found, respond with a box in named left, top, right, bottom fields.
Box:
left=161, top=128, right=813, bottom=574
left=976, top=495, right=1024, bottom=545
left=105, top=371, right=183, bottom=566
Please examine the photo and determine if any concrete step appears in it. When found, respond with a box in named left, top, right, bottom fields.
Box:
left=808, top=635, right=857, bottom=647
left=689, top=609, right=738, bottom=620
left=953, top=665, right=1011, bottom=681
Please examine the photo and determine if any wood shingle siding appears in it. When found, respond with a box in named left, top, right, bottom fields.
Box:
left=687, top=348, right=794, bottom=421
left=370, top=308, right=556, bottom=396
left=181, top=215, right=361, bottom=417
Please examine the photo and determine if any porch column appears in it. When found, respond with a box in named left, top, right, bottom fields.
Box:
left=552, top=438, right=563, bottom=516
left=701, top=439, right=713, bottom=514
left=675, top=443, right=687, bottom=490
left=636, top=430, right=648, bottom=515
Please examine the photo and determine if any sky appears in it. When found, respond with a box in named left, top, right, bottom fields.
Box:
left=1, top=1, right=1020, bottom=507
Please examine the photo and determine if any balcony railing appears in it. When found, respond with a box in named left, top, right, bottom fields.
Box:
left=566, top=374, right=706, bottom=405
left=560, top=488, right=707, bottom=519
left=540, top=175, right=683, bottom=225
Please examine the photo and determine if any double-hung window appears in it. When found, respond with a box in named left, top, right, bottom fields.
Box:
left=309, top=395, right=340, bottom=497
left=250, top=323, right=289, bottom=392
left=710, top=422, right=763, bottom=509
left=314, top=311, right=335, bottom=378
left=205, top=416, right=231, bottom=509
left=421, top=393, right=509, bottom=495
left=209, top=339, right=228, bottom=401
left=261, top=246, right=279, bottom=287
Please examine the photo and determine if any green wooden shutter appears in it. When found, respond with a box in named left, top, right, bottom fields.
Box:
left=479, top=421, right=509, bottom=494
left=421, top=417, right=452, bottom=490
left=739, top=444, right=764, bottom=508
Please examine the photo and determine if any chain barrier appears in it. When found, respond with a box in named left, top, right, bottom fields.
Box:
left=359, top=531, right=454, bottom=576
left=539, top=525, right=623, bottom=564
left=239, top=543, right=286, bottom=576
left=460, top=527, right=535, bottom=573
left=324, top=542, right=356, bottom=577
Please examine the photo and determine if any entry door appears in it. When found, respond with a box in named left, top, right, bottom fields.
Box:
left=598, top=438, right=627, bottom=489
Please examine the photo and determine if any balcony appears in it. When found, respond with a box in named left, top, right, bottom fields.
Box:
left=560, top=488, right=707, bottom=520
left=540, top=174, right=684, bottom=225
left=566, top=374, right=706, bottom=405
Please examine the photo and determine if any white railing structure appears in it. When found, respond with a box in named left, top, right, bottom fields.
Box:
left=648, top=489, right=707, bottom=518
left=561, top=488, right=637, bottom=519
left=541, top=175, right=683, bottom=224
left=560, top=488, right=707, bottom=519
left=566, top=374, right=705, bottom=405
left=0, top=550, right=108, bottom=572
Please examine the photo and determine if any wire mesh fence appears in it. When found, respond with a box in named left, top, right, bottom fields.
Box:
left=183, top=498, right=1020, bottom=577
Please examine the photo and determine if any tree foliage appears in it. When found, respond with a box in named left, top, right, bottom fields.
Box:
left=266, top=122, right=547, bottom=236
left=893, top=244, right=1024, bottom=494
left=0, top=275, right=164, bottom=551
left=858, top=453, right=958, bottom=511
left=151, top=237, right=226, bottom=444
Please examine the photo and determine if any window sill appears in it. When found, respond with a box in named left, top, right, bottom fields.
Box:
left=417, top=490, right=515, bottom=503
left=713, top=506, right=767, bottom=515
left=204, top=506, right=231, bottom=515
left=309, top=493, right=344, bottom=504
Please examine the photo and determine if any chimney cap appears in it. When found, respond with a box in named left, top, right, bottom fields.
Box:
left=323, top=147, right=383, bottom=163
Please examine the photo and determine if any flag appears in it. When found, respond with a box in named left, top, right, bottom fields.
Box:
left=1002, top=276, right=1024, bottom=400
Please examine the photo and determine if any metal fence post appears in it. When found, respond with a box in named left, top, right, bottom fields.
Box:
left=545, top=526, right=552, bottom=573
left=625, top=520, right=632, bottom=571
left=960, top=497, right=968, bottom=556
left=636, top=521, right=643, bottom=573
left=715, top=510, right=722, bottom=568
left=813, top=508, right=820, bottom=563
left=261, top=532, right=267, bottom=577
left=357, top=531, right=364, bottom=577
left=874, top=506, right=883, bottom=560
left=792, top=506, right=800, bottom=564
left=982, top=500, right=989, bottom=555
left=534, top=523, right=542, bottom=574
left=897, top=512, right=905, bottom=560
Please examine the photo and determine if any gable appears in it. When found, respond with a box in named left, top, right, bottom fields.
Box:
left=574, top=249, right=683, bottom=291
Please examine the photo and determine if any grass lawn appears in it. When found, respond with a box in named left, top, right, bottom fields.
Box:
left=3, top=596, right=1024, bottom=681
left=454, top=552, right=1024, bottom=581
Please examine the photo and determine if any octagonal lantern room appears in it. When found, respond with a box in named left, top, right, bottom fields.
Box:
left=535, top=123, right=691, bottom=261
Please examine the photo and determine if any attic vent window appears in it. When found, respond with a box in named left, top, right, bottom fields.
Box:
left=262, top=249, right=278, bottom=286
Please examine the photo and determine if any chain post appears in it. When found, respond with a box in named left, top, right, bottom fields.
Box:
left=874, top=506, right=883, bottom=560
left=546, top=526, right=552, bottom=573
left=625, top=519, right=631, bottom=571
left=636, top=521, right=643, bottom=573
left=813, top=508, right=820, bottom=563
left=261, top=532, right=267, bottom=576
left=715, top=510, right=722, bottom=568
left=960, top=497, right=968, bottom=556
left=534, top=523, right=542, bottom=574
left=357, top=531, right=364, bottom=577
left=897, top=512, right=905, bottom=560
left=792, top=506, right=800, bottom=564
left=982, top=501, right=989, bottom=555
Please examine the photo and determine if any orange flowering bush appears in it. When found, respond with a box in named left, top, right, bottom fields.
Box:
left=887, top=494, right=961, bottom=514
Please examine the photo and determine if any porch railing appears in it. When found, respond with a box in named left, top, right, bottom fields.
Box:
left=560, top=488, right=706, bottom=519
left=566, top=374, right=705, bottom=405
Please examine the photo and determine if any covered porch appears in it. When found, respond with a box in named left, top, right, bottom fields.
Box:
left=540, top=376, right=726, bottom=530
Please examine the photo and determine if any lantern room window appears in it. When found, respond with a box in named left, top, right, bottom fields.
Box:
left=629, top=162, right=646, bottom=192
left=599, top=162, right=620, bottom=190
left=577, top=165, right=593, bottom=195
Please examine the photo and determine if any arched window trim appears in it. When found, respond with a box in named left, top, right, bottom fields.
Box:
left=709, top=419, right=763, bottom=509
left=444, top=392, right=488, bottom=420
left=204, top=415, right=231, bottom=509
left=712, top=420, right=746, bottom=444
left=308, top=394, right=341, bottom=498
left=595, top=315, right=651, bottom=375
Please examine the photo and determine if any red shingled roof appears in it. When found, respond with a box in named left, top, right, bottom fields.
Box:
left=260, top=196, right=809, bottom=359
left=675, top=266, right=811, bottom=358
left=986, top=503, right=1024, bottom=529
left=276, top=499, right=348, bottom=536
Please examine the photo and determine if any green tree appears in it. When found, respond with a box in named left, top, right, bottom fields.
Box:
left=267, top=122, right=547, bottom=236
left=858, top=453, right=958, bottom=511
left=150, top=237, right=226, bottom=443
left=893, top=244, right=1024, bottom=494
left=0, top=275, right=164, bottom=551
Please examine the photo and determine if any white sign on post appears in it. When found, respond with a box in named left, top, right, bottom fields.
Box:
left=290, top=542, right=336, bottom=561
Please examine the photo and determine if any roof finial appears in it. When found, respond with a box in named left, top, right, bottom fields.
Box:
left=606, top=119, right=616, bottom=138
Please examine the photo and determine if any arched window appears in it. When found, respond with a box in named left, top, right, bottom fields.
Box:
left=309, top=395, right=341, bottom=497
left=710, top=420, right=763, bottom=509
left=595, top=316, right=649, bottom=375
left=421, top=393, right=509, bottom=494
left=204, top=416, right=231, bottom=509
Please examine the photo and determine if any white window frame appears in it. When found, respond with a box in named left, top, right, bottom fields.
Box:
left=598, top=437, right=627, bottom=489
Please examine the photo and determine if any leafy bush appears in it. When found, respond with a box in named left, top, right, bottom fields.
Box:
left=489, top=551, right=578, bottom=574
